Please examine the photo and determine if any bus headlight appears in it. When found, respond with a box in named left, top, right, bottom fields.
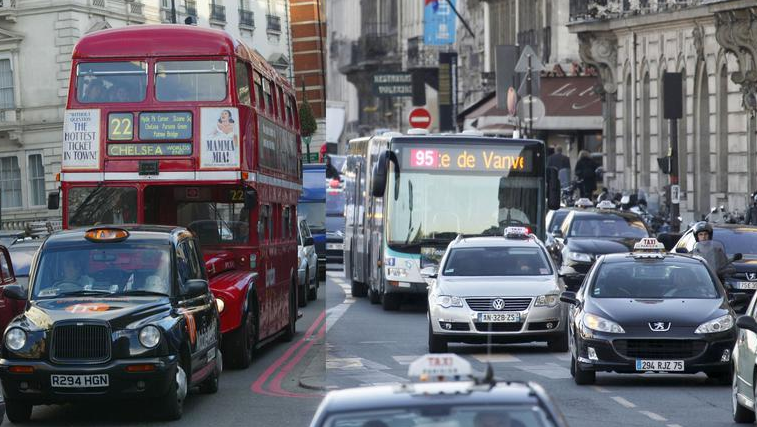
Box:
left=386, top=267, right=407, bottom=278
left=138, top=325, right=161, bottom=348
left=5, top=328, right=26, bottom=351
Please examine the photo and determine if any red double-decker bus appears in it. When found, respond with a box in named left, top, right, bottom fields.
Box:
left=53, top=25, right=302, bottom=369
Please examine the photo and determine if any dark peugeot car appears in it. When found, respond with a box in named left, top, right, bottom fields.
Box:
left=0, top=226, right=221, bottom=422
left=561, top=242, right=737, bottom=385
left=547, top=209, right=650, bottom=290
left=674, top=224, right=757, bottom=313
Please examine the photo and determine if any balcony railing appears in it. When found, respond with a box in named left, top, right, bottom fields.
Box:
left=128, top=2, right=143, bottom=15
left=267, top=14, right=281, bottom=32
left=210, top=3, right=225, bottom=22
left=239, top=9, right=254, bottom=28
left=569, top=0, right=708, bottom=22
left=89, top=0, right=105, bottom=8
left=184, top=0, right=197, bottom=16
left=406, top=36, right=439, bottom=69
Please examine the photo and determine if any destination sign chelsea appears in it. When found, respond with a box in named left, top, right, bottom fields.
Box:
left=402, top=144, right=534, bottom=173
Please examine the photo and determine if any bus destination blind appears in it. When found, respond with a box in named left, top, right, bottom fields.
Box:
left=108, top=142, right=192, bottom=156
left=138, top=112, right=192, bottom=140
left=402, top=145, right=533, bottom=172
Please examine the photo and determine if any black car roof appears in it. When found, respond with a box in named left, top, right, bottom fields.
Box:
left=569, top=210, right=642, bottom=220
left=42, top=225, right=186, bottom=249
left=601, top=252, right=704, bottom=264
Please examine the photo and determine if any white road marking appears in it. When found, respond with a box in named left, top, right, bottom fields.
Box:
left=554, top=353, right=572, bottom=361
left=611, top=396, right=637, bottom=409
left=591, top=386, right=610, bottom=393
left=326, top=302, right=351, bottom=332
left=639, top=411, right=667, bottom=422
left=326, top=357, right=364, bottom=370
left=393, top=355, right=422, bottom=365
left=360, top=341, right=398, bottom=344
left=473, top=353, right=521, bottom=363
left=516, top=363, right=571, bottom=379
left=667, top=424, right=683, bottom=427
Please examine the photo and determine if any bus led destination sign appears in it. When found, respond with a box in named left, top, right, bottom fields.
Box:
left=108, top=142, right=192, bottom=156
left=402, top=145, right=533, bottom=172
left=139, top=112, right=192, bottom=140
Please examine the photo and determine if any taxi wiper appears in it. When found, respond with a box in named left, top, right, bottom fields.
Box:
left=55, top=290, right=114, bottom=297
left=120, top=290, right=169, bottom=297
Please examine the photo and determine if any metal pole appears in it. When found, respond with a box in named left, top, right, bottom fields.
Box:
left=170, top=0, right=177, bottom=23
left=527, top=54, right=533, bottom=138
left=670, top=118, right=680, bottom=232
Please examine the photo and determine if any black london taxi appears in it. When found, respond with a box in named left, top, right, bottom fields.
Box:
left=561, top=238, right=737, bottom=385
left=0, top=226, right=221, bottom=422
left=310, top=354, right=569, bottom=427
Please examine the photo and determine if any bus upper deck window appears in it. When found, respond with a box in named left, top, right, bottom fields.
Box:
left=76, top=62, right=147, bottom=104
left=155, top=60, right=228, bottom=102
left=263, top=78, right=274, bottom=115
left=253, top=71, right=265, bottom=109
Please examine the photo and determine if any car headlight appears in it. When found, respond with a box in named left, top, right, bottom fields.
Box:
left=535, top=294, right=559, bottom=307
left=695, top=314, right=734, bottom=334
left=5, top=328, right=26, bottom=351
left=138, top=325, right=161, bottom=348
left=583, top=313, right=625, bottom=333
left=386, top=267, right=407, bottom=278
left=435, top=295, right=463, bottom=308
left=215, top=298, right=225, bottom=314
left=567, top=251, right=592, bottom=263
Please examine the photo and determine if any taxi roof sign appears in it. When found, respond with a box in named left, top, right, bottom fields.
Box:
left=596, top=200, right=616, bottom=209
left=575, top=198, right=594, bottom=208
left=504, top=226, right=531, bottom=238
left=633, top=238, right=665, bottom=252
left=408, top=354, right=472, bottom=380
left=84, top=228, right=130, bottom=243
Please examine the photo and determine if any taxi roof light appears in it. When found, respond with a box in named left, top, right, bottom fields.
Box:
left=632, top=238, right=666, bottom=258
left=596, top=200, right=616, bottom=210
left=407, top=354, right=472, bottom=381
left=85, top=228, right=130, bottom=242
left=575, top=198, right=594, bottom=208
left=504, top=226, right=532, bottom=239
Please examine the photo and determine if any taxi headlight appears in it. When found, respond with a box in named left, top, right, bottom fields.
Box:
left=215, top=298, right=225, bottom=314
left=387, top=267, right=408, bottom=278
left=435, top=295, right=463, bottom=309
left=5, top=328, right=26, bottom=351
left=567, top=251, right=592, bottom=263
left=535, top=294, right=559, bottom=307
left=695, top=314, right=734, bottom=334
left=583, top=313, right=625, bottom=334
left=138, top=325, right=161, bottom=348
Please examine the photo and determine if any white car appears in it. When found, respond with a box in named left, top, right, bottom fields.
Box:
left=425, top=228, right=568, bottom=353
left=297, top=218, right=319, bottom=307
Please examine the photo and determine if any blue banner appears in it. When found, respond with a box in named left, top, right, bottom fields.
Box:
left=424, top=0, right=456, bottom=46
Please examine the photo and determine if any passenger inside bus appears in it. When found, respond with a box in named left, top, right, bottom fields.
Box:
left=101, top=192, right=136, bottom=224
left=84, top=80, right=106, bottom=102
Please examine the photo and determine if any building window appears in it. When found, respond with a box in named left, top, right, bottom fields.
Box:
left=28, top=154, right=45, bottom=206
left=0, top=59, right=14, bottom=110
left=0, top=156, right=21, bottom=208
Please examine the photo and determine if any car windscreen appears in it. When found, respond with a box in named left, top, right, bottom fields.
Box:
left=568, top=215, right=648, bottom=238
left=591, top=260, right=718, bottom=299
left=548, top=211, right=569, bottom=232
left=443, top=246, right=552, bottom=276
left=299, top=202, right=325, bottom=231
left=324, top=405, right=556, bottom=427
left=714, top=228, right=757, bottom=256
left=9, top=246, right=38, bottom=276
left=32, top=244, right=173, bottom=299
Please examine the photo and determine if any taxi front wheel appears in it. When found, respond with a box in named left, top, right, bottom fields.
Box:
left=428, top=321, right=448, bottom=353
left=5, top=399, right=32, bottom=423
left=157, top=364, right=187, bottom=421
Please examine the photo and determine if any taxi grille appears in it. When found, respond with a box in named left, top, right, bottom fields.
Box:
left=474, top=322, right=524, bottom=332
left=613, top=339, right=707, bottom=359
left=466, top=298, right=532, bottom=312
left=51, top=323, right=111, bottom=363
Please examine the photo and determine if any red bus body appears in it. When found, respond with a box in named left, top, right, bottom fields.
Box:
left=60, top=25, right=302, bottom=366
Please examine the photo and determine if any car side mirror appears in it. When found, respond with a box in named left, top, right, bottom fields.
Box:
left=47, top=192, right=60, bottom=210
left=675, top=247, right=688, bottom=254
left=185, top=279, right=209, bottom=298
left=560, top=291, right=578, bottom=305
left=420, top=266, right=438, bottom=279
left=733, top=253, right=743, bottom=262
left=3, top=284, right=26, bottom=300
left=304, top=236, right=314, bottom=246
left=737, top=315, right=757, bottom=334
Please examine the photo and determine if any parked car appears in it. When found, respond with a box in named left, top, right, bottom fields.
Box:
left=300, top=164, right=326, bottom=279
left=297, top=218, right=319, bottom=307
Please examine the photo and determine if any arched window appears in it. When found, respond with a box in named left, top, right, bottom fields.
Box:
left=694, top=62, right=711, bottom=216
left=641, top=71, right=651, bottom=188
left=624, top=73, right=633, bottom=175
left=658, top=64, right=669, bottom=187
left=717, top=63, right=728, bottom=194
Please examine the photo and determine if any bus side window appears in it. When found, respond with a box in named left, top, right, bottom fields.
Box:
left=282, top=206, right=290, bottom=239
left=277, top=86, right=285, bottom=122
left=285, top=96, right=293, bottom=127
left=263, top=78, right=274, bottom=116
left=235, top=61, right=251, bottom=106
left=253, top=71, right=265, bottom=111
left=258, top=204, right=268, bottom=243
left=288, top=94, right=300, bottom=129
left=271, top=204, right=278, bottom=241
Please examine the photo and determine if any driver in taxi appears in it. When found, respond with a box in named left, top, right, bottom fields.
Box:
left=60, top=260, right=94, bottom=288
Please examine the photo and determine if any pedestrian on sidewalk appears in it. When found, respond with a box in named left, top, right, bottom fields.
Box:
left=547, top=145, right=571, bottom=188
left=574, top=150, right=598, bottom=199
left=745, top=193, right=757, bottom=225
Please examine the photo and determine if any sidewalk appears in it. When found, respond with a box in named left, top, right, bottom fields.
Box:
left=298, top=334, right=328, bottom=391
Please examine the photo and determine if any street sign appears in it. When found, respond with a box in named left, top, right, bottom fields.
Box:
left=671, top=184, right=680, bottom=204
left=408, top=108, right=432, bottom=129
left=302, top=152, right=319, bottom=163
left=372, top=73, right=413, bottom=97
left=514, top=45, right=545, bottom=73
left=516, top=95, right=545, bottom=124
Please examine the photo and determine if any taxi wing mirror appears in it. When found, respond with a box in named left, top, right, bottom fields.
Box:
left=420, top=266, right=438, bottom=279
left=736, top=315, right=757, bottom=334
left=47, top=192, right=60, bottom=210
left=185, top=279, right=209, bottom=298
left=3, top=284, right=26, bottom=301
left=559, top=291, right=578, bottom=306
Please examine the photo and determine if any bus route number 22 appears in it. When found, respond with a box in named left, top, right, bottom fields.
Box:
left=108, top=113, right=134, bottom=141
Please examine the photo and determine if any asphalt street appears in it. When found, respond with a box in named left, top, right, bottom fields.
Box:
left=325, top=269, right=739, bottom=427
left=6, top=286, right=326, bottom=426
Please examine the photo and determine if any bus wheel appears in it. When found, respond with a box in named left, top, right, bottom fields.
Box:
left=382, top=293, right=401, bottom=311
left=368, top=285, right=380, bottom=304
left=283, top=279, right=297, bottom=342
left=224, top=306, right=257, bottom=369
left=351, top=280, right=367, bottom=298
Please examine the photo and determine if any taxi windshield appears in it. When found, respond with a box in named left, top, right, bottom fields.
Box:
left=31, top=244, right=173, bottom=299
left=568, top=215, right=648, bottom=239
left=591, top=261, right=719, bottom=299
left=324, top=405, right=555, bottom=427
left=443, top=247, right=552, bottom=276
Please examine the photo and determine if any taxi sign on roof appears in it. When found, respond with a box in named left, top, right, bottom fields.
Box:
left=408, top=354, right=472, bottom=380
left=575, top=198, right=594, bottom=208
left=633, top=238, right=665, bottom=252
left=504, top=226, right=530, bottom=237
left=596, top=200, right=616, bottom=209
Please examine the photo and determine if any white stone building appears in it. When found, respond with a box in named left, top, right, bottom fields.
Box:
left=0, top=0, right=293, bottom=227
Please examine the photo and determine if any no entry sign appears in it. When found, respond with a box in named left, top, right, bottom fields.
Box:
left=409, top=108, right=432, bottom=129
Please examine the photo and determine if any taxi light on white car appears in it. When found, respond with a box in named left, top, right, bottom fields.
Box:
left=633, top=238, right=666, bottom=253
left=5, top=328, right=26, bottom=351
left=695, top=314, right=734, bottom=334
left=535, top=294, right=559, bottom=307
left=504, top=226, right=531, bottom=238
left=407, top=353, right=472, bottom=381
left=575, top=198, right=594, bottom=208
left=436, top=295, right=463, bottom=308
left=583, top=313, right=625, bottom=334
left=596, top=200, right=616, bottom=209
left=387, top=267, right=408, bottom=278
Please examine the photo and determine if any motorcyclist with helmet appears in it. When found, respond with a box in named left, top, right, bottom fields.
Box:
left=691, top=221, right=734, bottom=280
